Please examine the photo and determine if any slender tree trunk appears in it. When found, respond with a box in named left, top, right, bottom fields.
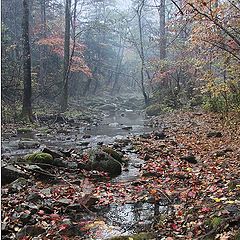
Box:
left=39, top=0, right=47, bottom=91
left=83, top=78, right=92, bottom=96
left=61, top=0, right=71, bottom=112
left=137, top=1, right=149, bottom=105
left=112, top=39, right=124, bottom=93
left=159, top=0, right=166, bottom=60
left=22, top=0, right=33, bottom=121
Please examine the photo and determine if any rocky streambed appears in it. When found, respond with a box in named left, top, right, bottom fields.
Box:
left=1, top=107, right=166, bottom=239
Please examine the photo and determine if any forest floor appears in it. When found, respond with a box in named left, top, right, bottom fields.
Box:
left=1, top=107, right=240, bottom=239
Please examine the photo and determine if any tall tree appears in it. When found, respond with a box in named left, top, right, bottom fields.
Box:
left=22, top=0, right=33, bottom=121
left=61, top=0, right=71, bottom=112
left=136, top=0, right=149, bottom=105
left=39, top=0, right=47, bottom=91
left=159, top=0, right=166, bottom=59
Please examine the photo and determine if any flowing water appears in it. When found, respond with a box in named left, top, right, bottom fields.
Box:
left=2, top=109, right=167, bottom=239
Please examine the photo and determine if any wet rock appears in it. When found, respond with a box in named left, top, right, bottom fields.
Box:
left=87, top=149, right=122, bottom=176
left=18, top=140, right=40, bottom=149
left=142, top=171, right=161, bottom=177
left=59, top=149, right=73, bottom=157
left=8, top=177, right=28, bottom=193
left=180, top=155, right=197, bottom=164
left=146, top=104, right=162, bottom=116
left=2, top=165, right=28, bottom=185
left=212, top=147, right=233, bottom=157
left=57, top=198, right=72, bottom=206
left=78, top=141, right=90, bottom=147
left=82, top=134, right=91, bottom=139
left=144, top=154, right=151, bottom=161
left=212, top=150, right=226, bottom=157
left=153, top=131, right=166, bottom=140
left=16, top=225, right=45, bottom=238
left=42, top=148, right=64, bottom=159
left=20, top=210, right=32, bottom=224
left=116, top=138, right=131, bottom=146
left=102, top=147, right=124, bottom=163
left=140, top=133, right=151, bottom=139
left=27, top=193, right=42, bottom=202
left=207, top=131, right=223, bottom=138
left=25, top=152, right=53, bottom=164
left=122, top=126, right=133, bottom=131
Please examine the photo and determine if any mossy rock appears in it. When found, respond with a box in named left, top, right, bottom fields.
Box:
left=108, top=232, right=155, bottom=240
left=102, top=147, right=123, bottom=163
left=17, top=128, right=33, bottom=134
left=145, top=104, right=162, bottom=116
left=25, top=153, right=53, bottom=164
left=87, top=149, right=122, bottom=177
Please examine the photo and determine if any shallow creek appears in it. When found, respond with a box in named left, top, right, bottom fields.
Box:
left=2, top=110, right=168, bottom=239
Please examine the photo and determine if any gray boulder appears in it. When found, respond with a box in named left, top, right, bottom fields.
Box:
left=87, top=149, right=122, bottom=176
left=18, top=140, right=40, bottom=149
left=2, top=165, right=28, bottom=185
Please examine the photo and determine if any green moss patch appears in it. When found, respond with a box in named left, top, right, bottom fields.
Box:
left=25, top=153, right=53, bottom=164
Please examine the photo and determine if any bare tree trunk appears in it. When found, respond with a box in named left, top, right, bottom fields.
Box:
left=22, top=0, right=33, bottom=122
left=112, top=38, right=124, bottom=93
left=137, top=0, right=149, bottom=106
left=83, top=78, right=92, bottom=96
left=61, top=0, right=71, bottom=112
left=159, top=0, right=166, bottom=60
left=39, top=0, right=47, bottom=91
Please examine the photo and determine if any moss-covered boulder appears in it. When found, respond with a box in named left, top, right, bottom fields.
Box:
left=102, top=147, right=124, bottom=163
left=145, top=104, right=162, bottom=116
left=25, top=153, right=53, bottom=164
left=87, top=149, right=122, bottom=177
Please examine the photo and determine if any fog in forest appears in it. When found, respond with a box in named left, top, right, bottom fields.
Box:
left=2, top=0, right=240, bottom=239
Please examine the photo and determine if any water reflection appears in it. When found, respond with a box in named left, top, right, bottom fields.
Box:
left=90, top=202, right=168, bottom=239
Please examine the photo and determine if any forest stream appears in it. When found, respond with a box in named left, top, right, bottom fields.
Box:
left=2, top=104, right=240, bottom=240
left=2, top=108, right=165, bottom=239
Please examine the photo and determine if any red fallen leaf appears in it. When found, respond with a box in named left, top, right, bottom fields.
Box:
left=171, top=223, right=178, bottom=230
left=62, top=236, right=70, bottom=240
left=38, top=210, right=44, bottom=216
left=59, top=224, right=69, bottom=231
left=188, top=190, right=196, bottom=198
left=50, top=213, right=61, bottom=220
left=177, top=210, right=183, bottom=216
left=201, top=207, right=210, bottom=213
left=156, top=167, right=164, bottom=172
